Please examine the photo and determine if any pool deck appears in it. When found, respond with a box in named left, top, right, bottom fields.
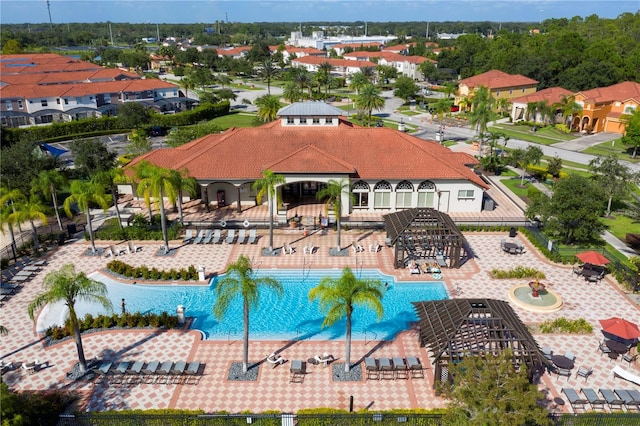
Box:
left=1, top=230, right=639, bottom=414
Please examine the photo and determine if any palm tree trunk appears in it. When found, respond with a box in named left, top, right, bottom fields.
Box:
left=159, top=190, right=169, bottom=252
left=29, top=220, right=40, bottom=251
left=69, top=306, right=88, bottom=372
left=110, top=185, right=124, bottom=230
left=267, top=193, right=274, bottom=251
left=8, top=224, right=17, bottom=261
left=336, top=211, right=342, bottom=250
left=344, top=311, right=352, bottom=373
left=50, top=185, right=63, bottom=231
left=86, top=210, right=97, bottom=254
left=243, top=300, right=249, bottom=373
left=606, top=196, right=613, bottom=217
left=177, top=189, right=185, bottom=225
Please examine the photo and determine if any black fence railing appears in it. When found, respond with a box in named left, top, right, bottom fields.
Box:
left=56, top=412, right=640, bottom=425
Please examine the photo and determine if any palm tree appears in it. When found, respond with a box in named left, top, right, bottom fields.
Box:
left=433, top=97, right=453, bottom=136
left=10, top=195, right=50, bottom=252
left=258, top=58, right=279, bottom=95
left=496, top=98, right=511, bottom=117
left=359, top=66, right=375, bottom=83
left=443, top=82, right=457, bottom=99
left=213, top=255, right=282, bottom=373
left=457, top=95, right=471, bottom=113
left=181, top=76, right=195, bottom=99
left=291, top=68, right=312, bottom=99
left=134, top=161, right=179, bottom=253
left=553, top=95, right=582, bottom=128
left=348, top=72, right=369, bottom=95
left=31, top=169, right=67, bottom=231
left=316, top=178, right=354, bottom=251
left=355, top=84, right=385, bottom=127
left=63, top=180, right=110, bottom=254
left=28, top=264, right=112, bottom=373
left=255, top=94, right=282, bottom=123
left=317, top=61, right=333, bottom=94
left=253, top=169, right=285, bottom=252
left=168, top=168, right=198, bottom=224
left=91, top=167, right=128, bottom=230
left=525, top=102, right=538, bottom=122
left=309, top=267, right=385, bottom=372
left=469, top=85, right=495, bottom=157
left=0, top=187, right=26, bottom=260
left=282, top=81, right=303, bottom=104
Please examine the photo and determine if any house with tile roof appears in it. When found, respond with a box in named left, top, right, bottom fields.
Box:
left=573, top=81, right=640, bottom=134
left=0, top=53, right=185, bottom=127
left=291, top=56, right=377, bottom=77
left=510, top=87, right=574, bottom=124
left=343, top=51, right=436, bottom=80
left=457, top=70, right=538, bottom=105
left=125, top=102, right=487, bottom=218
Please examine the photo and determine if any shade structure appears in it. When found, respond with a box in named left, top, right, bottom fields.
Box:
left=576, top=251, right=610, bottom=266
left=599, top=317, right=640, bottom=341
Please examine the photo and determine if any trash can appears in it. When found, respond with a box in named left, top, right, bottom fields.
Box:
left=509, top=227, right=517, bottom=238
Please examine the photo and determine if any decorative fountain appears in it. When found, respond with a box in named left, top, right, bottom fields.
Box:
left=528, top=278, right=546, bottom=298
left=508, top=276, right=563, bottom=313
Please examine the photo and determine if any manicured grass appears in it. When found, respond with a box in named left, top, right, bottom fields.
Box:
left=209, top=112, right=261, bottom=129
left=490, top=124, right=575, bottom=146
left=501, top=177, right=536, bottom=199
left=600, top=214, right=640, bottom=242
left=400, top=110, right=422, bottom=117
left=583, top=138, right=640, bottom=163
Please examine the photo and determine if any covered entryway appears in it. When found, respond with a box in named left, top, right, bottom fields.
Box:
left=280, top=181, right=327, bottom=207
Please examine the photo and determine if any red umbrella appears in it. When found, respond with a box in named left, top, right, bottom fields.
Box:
left=576, top=251, right=610, bottom=266
left=599, top=317, right=640, bottom=340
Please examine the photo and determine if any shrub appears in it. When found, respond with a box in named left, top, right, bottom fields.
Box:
left=538, top=317, right=593, bottom=334
left=490, top=266, right=545, bottom=279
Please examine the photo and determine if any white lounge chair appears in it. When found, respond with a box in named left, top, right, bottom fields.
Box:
left=226, top=229, right=236, bottom=244
left=237, top=229, right=247, bottom=244
left=612, top=365, right=640, bottom=386
left=248, top=229, right=257, bottom=244
left=303, top=242, right=315, bottom=255
left=267, top=353, right=285, bottom=368
left=369, top=242, right=381, bottom=252
left=202, top=230, right=213, bottom=244
left=351, top=242, right=364, bottom=253
left=193, top=230, right=205, bottom=244
left=127, top=241, right=140, bottom=254
left=183, top=229, right=194, bottom=243
left=283, top=242, right=295, bottom=255
left=314, top=353, right=334, bottom=368
left=212, top=229, right=222, bottom=244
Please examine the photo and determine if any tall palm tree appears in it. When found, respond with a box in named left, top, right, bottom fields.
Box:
left=355, top=84, right=385, bottom=127
left=525, top=102, right=538, bottom=122
left=181, top=76, right=195, bottom=99
left=316, top=178, right=354, bottom=251
left=359, top=66, right=375, bottom=83
left=309, top=267, right=385, bottom=372
left=496, top=98, right=511, bottom=117
left=291, top=68, right=312, bottom=99
left=443, top=82, right=457, bottom=99
left=282, top=81, right=303, bottom=104
left=134, top=161, right=179, bottom=253
left=348, top=72, right=369, bottom=95
left=0, top=187, right=26, bottom=260
left=10, top=195, right=50, bottom=253
left=258, top=58, right=279, bottom=95
left=254, top=94, right=282, bottom=122
left=91, top=167, right=128, bottom=231
left=213, top=255, right=282, bottom=373
left=63, top=180, right=110, bottom=254
left=469, top=85, right=495, bottom=157
left=168, top=168, right=198, bottom=224
left=253, top=169, right=285, bottom=252
left=28, top=264, right=112, bottom=373
left=31, top=169, right=67, bottom=231
left=317, top=61, right=333, bottom=94
left=433, top=97, right=453, bottom=136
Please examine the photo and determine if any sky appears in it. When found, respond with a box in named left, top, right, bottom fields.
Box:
left=1, top=0, right=637, bottom=24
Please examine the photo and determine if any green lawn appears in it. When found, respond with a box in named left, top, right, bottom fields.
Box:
left=583, top=139, right=640, bottom=163
left=209, top=112, right=261, bottom=129
left=500, top=177, right=536, bottom=199
left=600, top=214, right=640, bottom=242
left=491, top=124, right=575, bottom=146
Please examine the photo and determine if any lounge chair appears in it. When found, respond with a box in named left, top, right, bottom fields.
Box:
left=212, top=229, right=222, bottom=244
left=561, top=388, right=588, bottom=412
left=408, top=261, right=420, bottom=275
left=351, top=242, right=364, bottom=253
left=141, top=361, right=160, bottom=384
left=110, top=361, right=130, bottom=384
left=126, top=361, right=144, bottom=385
left=170, top=361, right=187, bottom=384
left=248, top=229, right=257, bottom=244
left=628, top=389, right=640, bottom=406
left=392, top=357, right=408, bottom=380
left=127, top=241, right=140, bottom=254
left=599, top=389, right=625, bottom=410
left=614, top=389, right=640, bottom=411
left=581, top=388, right=606, bottom=410
left=21, top=361, right=37, bottom=375
left=406, top=356, right=424, bottom=379
left=379, top=358, right=394, bottom=380
left=623, top=353, right=638, bottom=366
left=435, top=253, right=447, bottom=268
left=105, top=245, right=118, bottom=258
left=369, top=242, right=381, bottom=252
left=156, top=361, right=173, bottom=384
left=541, top=347, right=553, bottom=361
left=193, top=230, right=205, bottom=244
left=314, top=353, right=334, bottom=368
left=92, top=361, right=112, bottom=382
left=576, top=366, right=593, bottom=382
left=283, top=242, right=295, bottom=255
left=184, top=361, right=202, bottom=384
left=612, top=365, right=640, bottom=386
left=267, top=353, right=285, bottom=368
left=289, top=360, right=306, bottom=383
left=237, top=229, right=247, bottom=244
left=364, top=357, right=379, bottom=380
left=202, top=230, right=213, bottom=244
left=183, top=229, right=194, bottom=243
left=303, top=242, right=315, bottom=255
left=226, top=229, right=236, bottom=244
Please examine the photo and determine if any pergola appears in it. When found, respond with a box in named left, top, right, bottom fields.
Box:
left=383, top=208, right=466, bottom=269
left=413, top=299, right=550, bottom=389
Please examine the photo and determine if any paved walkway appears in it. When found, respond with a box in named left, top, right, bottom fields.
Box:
left=2, top=230, right=639, bottom=414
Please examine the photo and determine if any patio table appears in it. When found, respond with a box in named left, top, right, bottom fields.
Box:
left=605, top=339, right=629, bottom=354
left=551, top=355, right=574, bottom=370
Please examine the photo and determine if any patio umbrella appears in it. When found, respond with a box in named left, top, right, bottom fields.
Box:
left=576, top=251, right=610, bottom=266
left=599, top=317, right=640, bottom=341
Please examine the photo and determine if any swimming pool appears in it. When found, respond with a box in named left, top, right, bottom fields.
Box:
left=42, top=269, right=448, bottom=341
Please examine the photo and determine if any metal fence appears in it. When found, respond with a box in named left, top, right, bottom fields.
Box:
left=56, top=412, right=640, bottom=425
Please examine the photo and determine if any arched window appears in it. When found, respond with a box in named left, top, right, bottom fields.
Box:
left=373, top=181, right=391, bottom=208
left=396, top=180, right=414, bottom=208
left=417, top=180, right=436, bottom=208
left=352, top=180, right=369, bottom=208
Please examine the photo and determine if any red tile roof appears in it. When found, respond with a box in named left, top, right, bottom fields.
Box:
left=215, top=46, right=251, bottom=57
left=332, top=42, right=382, bottom=49
left=459, top=70, right=538, bottom=90
left=577, top=81, right=640, bottom=104
left=293, top=56, right=377, bottom=68
left=127, top=119, right=487, bottom=189
left=0, top=69, right=139, bottom=86
left=510, top=87, right=573, bottom=105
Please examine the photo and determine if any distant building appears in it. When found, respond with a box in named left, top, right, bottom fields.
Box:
left=457, top=70, right=538, bottom=104
left=287, top=31, right=396, bottom=50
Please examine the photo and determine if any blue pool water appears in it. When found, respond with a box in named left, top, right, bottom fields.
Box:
left=79, top=269, right=448, bottom=340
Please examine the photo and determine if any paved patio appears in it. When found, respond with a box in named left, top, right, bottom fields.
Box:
left=1, top=230, right=639, bottom=414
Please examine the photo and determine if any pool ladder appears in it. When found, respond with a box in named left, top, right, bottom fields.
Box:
left=363, top=328, right=378, bottom=345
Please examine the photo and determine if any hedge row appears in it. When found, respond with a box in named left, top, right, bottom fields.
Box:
left=106, top=259, right=199, bottom=281
left=149, top=101, right=230, bottom=127
left=93, top=221, right=180, bottom=241
left=490, top=266, right=545, bottom=279
left=45, top=311, right=179, bottom=341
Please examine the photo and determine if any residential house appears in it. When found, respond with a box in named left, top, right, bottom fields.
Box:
left=291, top=56, right=377, bottom=77
left=456, top=70, right=538, bottom=105
left=573, top=81, right=640, bottom=134
left=510, top=87, right=574, bottom=124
